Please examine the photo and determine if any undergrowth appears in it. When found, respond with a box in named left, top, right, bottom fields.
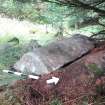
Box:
left=0, top=45, right=22, bottom=70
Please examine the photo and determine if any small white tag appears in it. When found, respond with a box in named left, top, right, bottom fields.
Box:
left=3, top=70, right=10, bottom=73
left=14, top=72, right=22, bottom=76
left=28, top=75, right=39, bottom=79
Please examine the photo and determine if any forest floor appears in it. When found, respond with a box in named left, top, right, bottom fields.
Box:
left=0, top=42, right=105, bottom=105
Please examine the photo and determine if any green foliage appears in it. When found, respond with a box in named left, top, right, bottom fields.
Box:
left=0, top=0, right=104, bottom=36
left=0, top=0, right=69, bottom=27
left=0, top=36, right=23, bottom=70
left=0, top=46, right=22, bottom=69
left=8, top=37, right=19, bottom=45
left=50, top=99, right=62, bottom=105
left=88, top=63, right=105, bottom=77
left=79, top=25, right=103, bottom=35
left=41, top=3, right=67, bottom=23
left=0, top=0, right=38, bottom=20
left=0, top=0, right=105, bottom=36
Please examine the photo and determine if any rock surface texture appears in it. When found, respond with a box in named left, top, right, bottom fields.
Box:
left=14, top=34, right=94, bottom=75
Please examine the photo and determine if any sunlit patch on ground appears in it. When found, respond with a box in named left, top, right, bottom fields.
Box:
left=0, top=16, right=56, bottom=45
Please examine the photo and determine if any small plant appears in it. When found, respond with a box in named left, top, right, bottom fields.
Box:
left=88, top=63, right=105, bottom=77
left=50, top=99, right=62, bottom=105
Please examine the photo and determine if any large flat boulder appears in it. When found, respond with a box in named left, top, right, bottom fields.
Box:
left=14, top=34, right=94, bottom=75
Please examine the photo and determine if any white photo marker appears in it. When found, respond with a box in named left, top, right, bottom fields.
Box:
left=3, top=70, right=40, bottom=80
left=3, top=70, right=10, bottom=73
left=3, top=70, right=22, bottom=76
left=28, top=75, right=39, bottom=80
left=14, top=72, right=22, bottom=76
left=46, top=76, right=59, bottom=85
